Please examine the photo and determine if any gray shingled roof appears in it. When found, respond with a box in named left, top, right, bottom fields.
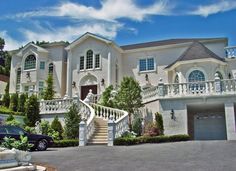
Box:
left=165, top=41, right=225, bottom=69
left=120, top=38, right=226, bottom=50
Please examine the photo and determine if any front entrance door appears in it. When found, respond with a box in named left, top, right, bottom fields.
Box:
left=81, top=85, right=97, bottom=100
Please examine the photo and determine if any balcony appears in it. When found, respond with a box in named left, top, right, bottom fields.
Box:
left=225, top=46, right=236, bottom=58
left=142, top=79, right=236, bottom=103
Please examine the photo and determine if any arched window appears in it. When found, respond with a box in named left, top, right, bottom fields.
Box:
left=216, top=71, right=223, bottom=79
left=49, top=63, right=53, bottom=74
left=86, top=50, right=93, bottom=69
left=24, top=55, right=36, bottom=70
left=188, top=70, right=205, bottom=91
left=16, top=68, right=21, bottom=92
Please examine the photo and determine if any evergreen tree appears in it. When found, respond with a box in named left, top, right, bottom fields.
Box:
left=2, top=82, right=10, bottom=107
left=43, top=74, right=55, bottom=100
left=24, top=95, right=40, bottom=127
left=115, top=77, right=143, bottom=130
left=51, top=116, right=63, bottom=139
left=9, top=93, right=18, bottom=112
left=64, top=103, right=81, bottom=139
left=155, top=112, right=164, bottom=135
left=18, top=93, right=27, bottom=112
left=99, top=85, right=114, bottom=107
left=0, top=37, right=11, bottom=76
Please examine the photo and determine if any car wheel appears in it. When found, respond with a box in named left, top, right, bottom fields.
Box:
left=37, top=139, right=48, bottom=151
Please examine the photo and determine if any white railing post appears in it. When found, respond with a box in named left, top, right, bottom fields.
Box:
left=214, top=73, right=222, bottom=93
left=158, top=78, right=165, bottom=96
left=108, top=119, right=115, bottom=146
left=79, top=120, right=87, bottom=146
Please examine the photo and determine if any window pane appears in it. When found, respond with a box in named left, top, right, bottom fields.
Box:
left=39, top=81, right=44, bottom=92
left=6, top=126, right=24, bottom=135
left=86, top=50, right=93, bottom=69
left=0, top=127, right=7, bottom=134
left=80, top=56, right=84, bottom=70
left=16, top=68, right=21, bottom=92
left=147, top=58, right=154, bottom=70
left=24, top=86, right=29, bottom=92
left=24, top=55, right=36, bottom=70
left=95, top=54, right=100, bottom=68
left=139, top=59, right=147, bottom=71
left=40, top=61, right=45, bottom=70
left=49, top=63, right=53, bottom=74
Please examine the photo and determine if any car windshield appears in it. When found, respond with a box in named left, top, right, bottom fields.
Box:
left=6, top=126, right=25, bottom=135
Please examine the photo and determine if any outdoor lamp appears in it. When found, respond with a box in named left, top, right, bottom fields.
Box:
left=145, top=74, right=149, bottom=81
left=72, top=81, right=76, bottom=88
left=101, top=78, right=105, bottom=86
left=26, top=71, right=30, bottom=79
left=170, top=109, right=175, bottom=119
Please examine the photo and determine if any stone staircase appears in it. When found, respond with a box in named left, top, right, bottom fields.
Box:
left=87, top=118, right=108, bottom=145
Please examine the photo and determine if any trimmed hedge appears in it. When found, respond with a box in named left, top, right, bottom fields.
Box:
left=0, top=106, right=24, bottom=116
left=52, top=139, right=79, bottom=147
left=114, top=134, right=190, bottom=146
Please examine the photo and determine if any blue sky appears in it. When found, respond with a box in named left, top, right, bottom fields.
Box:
left=0, top=0, right=236, bottom=50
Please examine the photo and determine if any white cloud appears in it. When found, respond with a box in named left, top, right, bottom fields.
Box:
left=8, top=0, right=172, bottom=22
left=0, top=31, right=25, bottom=50
left=191, top=0, right=236, bottom=17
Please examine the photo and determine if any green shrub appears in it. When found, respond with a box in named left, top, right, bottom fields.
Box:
left=144, top=123, right=159, bottom=136
left=24, top=95, right=40, bottom=127
left=155, top=112, right=164, bottom=135
left=40, top=120, right=50, bottom=135
left=52, top=139, right=79, bottom=147
left=132, top=117, right=142, bottom=136
left=51, top=116, right=63, bottom=139
left=64, top=103, right=81, bottom=139
left=18, top=93, right=27, bottom=112
left=9, top=93, right=18, bottom=112
left=99, top=85, right=114, bottom=107
left=24, top=126, right=36, bottom=134
left=1, top=135, right=33, bottom=151
left=0, top=106, right=24, bottom=116
left=2, top=82, right=10, bottom=107
left=114, top=134, right=190, bottom=146
left=5, top=114, right=21, bottom=127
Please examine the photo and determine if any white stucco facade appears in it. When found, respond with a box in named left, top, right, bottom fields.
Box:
left=9, top=32, right=236, bottom=140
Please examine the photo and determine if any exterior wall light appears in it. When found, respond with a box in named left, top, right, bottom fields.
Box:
left=101, top=78, right=105, bottom=86
left=145, top=74, right=149, bottom=81
left=170, top=109, right=175, bottom=120
left=72, top=81, right=76, bottom=88
left=26, top=71, right=30, bottom=79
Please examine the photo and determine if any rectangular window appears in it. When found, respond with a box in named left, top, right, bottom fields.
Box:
left=40, top=61, right=45, bottom=70
left=95, top=54, right=100, bottom=69
left=86, top=55, right=93, bottom=69
left=139, top=58, right=155, bottom=72
left=24, top=86, right=29, bottom=92
left=38, top=81, right=44, bottom=92
left=80, top=56, right=84, bottom=70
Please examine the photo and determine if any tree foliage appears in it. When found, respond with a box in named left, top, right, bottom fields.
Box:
left=9, top=93, right=18, bottom=112
left=99, top=85, right=114, bottom=107
left=43, top=74, right=55, bottom=100
left=51, top=116, right=63, bottom=139
left=18, top=93, right=27, bottom=112
left=115, top=77, right=143, bottom=129
left=2, top=82, right=10, bottom=107
left=155, top=112, right=164, bottom=135
left=64, top=103, right=81, bottom=139
left=0, top=37, right=11, bottom=76
left=24, top=95, right=40, bottom=127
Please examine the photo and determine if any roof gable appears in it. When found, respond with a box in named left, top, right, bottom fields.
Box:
left=165, top=41, right=225, bottom=69
left=16, top=43, right=48, bottom=56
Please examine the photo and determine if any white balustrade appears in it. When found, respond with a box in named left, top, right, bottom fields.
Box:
left=225, top=46, right=236, bottom=58
left=142, top=79, right=236, bottom=103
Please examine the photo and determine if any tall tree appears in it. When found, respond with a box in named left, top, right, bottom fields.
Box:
left=43, top=74, right=55, bottom=100
left=99, top=85, right=114, bottom=107
left=0, top=37, right=11, bottom=75
left=115, top=77, right=143, bottom=130
left=9, top=93, right=18, bottom=112
left=24, top=95, right=40, bottom=127
left=2, top=82, right=10, bottom=107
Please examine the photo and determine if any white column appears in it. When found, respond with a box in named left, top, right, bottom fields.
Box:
left=107, top=52, right=111, bottom=86
left=225, top=102, right=236, bottom=140
left=66, top=50, right=72, bottom=98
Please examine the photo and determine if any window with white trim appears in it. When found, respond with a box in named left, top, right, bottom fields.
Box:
left=188, top=70, right=205, bottom=90
left=24, top=55, right=36, bottom=70
left=139, top=58, right=155, bottom=72
left=24, top=86, right=29, bottom=92
left=79, top=56, right=84, bottom=70
left=40, top=61, right=45, bottom=70
left=16, top=68, right=21, bottom=92
left=49, top=63, right=53, bottom=74
left=95, top=54, right=100, bottom=69
left=86, top=50, right=93, bottom=69
left=38, top=81, right=44, bottom=93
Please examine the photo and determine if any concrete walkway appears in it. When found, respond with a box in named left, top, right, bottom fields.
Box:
left=31, top=141, right=236, bottom=171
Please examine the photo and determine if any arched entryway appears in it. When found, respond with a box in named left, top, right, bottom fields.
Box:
left=79, top=74, right=98, bottom=100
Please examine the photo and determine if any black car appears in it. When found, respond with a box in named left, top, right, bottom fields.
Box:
left=0, top=125, right=53, bottom=151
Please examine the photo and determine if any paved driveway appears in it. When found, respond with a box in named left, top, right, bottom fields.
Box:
left=31, top=141, right=236, bottom=171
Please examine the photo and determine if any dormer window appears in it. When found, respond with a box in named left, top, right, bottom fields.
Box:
left=24, top=55, right=36, bottom=70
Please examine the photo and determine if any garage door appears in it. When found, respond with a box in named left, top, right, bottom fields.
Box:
left=194, top=114, right=227, bottom=140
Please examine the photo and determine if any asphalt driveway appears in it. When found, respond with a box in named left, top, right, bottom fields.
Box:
left=31, top=141, right=236, bottom=171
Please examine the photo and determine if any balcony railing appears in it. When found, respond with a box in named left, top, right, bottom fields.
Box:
left=225, top=46, right=236, bottom=58
left=142, top=78, right=236, bottom=103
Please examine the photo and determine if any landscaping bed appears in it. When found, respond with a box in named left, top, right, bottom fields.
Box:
left=52, top=139, right=79, bottom=147
left=114, top=134, right=190, bottom=145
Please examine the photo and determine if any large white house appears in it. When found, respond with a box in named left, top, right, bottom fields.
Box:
left=9, top=32, right=236, bottom=143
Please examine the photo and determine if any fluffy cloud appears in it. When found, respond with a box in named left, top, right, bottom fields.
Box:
left=191, top=0, right=236, bottom=17
left=9, top=0, right=172, bottom=22
left=0, top=31, right=24, bottom=50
